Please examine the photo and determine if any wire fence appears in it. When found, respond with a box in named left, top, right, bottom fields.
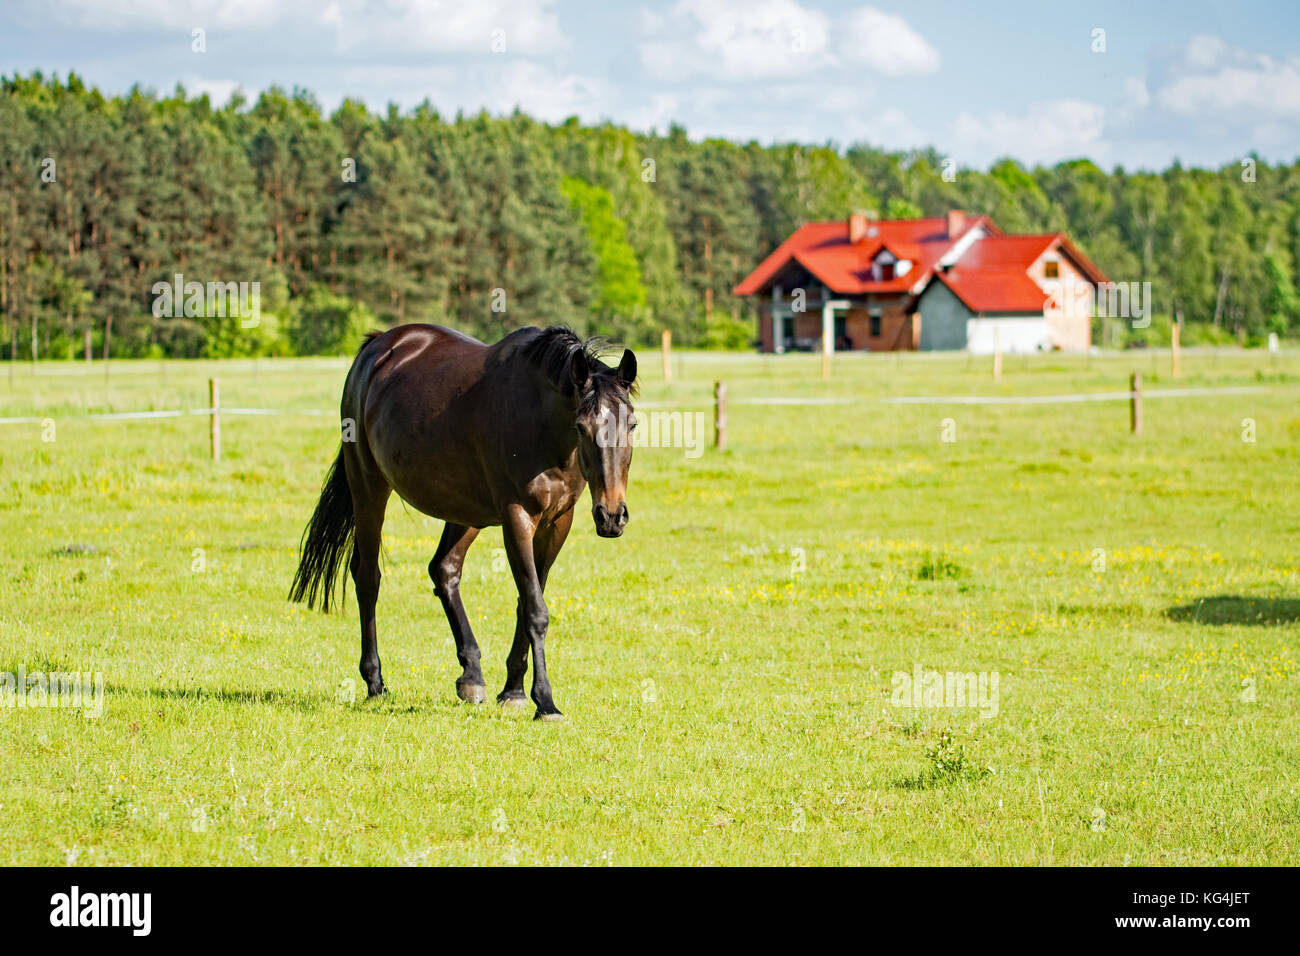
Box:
left=0, top=383, right=1278, bottom=425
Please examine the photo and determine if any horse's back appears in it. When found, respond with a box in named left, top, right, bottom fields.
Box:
left=363, top=323, right=483, bottom=368
left=341, top=324, right=523, bottom=527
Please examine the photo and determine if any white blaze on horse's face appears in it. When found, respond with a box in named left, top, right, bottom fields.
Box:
left=578, top=397, right=633, bottom=538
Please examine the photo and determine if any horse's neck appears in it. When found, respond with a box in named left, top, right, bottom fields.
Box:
left=515, top=367, right=580, bottom=469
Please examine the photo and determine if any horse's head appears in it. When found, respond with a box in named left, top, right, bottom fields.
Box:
left=570, top=347, right=637, bottom=537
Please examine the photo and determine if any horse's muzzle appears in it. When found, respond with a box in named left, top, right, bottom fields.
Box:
left=593, top=502, right=628, bottom=538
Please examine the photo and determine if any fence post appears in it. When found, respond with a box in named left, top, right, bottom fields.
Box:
left=714, top=381, right=727, bottom=451
left=993, top=326, right=1003, bottom=381
left=210, top=377, right=221, bottom=462
left=821, top=301, right=834, bottom=380
left=662, top=329, right=672, bottom=384
left=1171, top=321, right=1181, bottom=379
left=1130, top=372, right=1142, bottom=435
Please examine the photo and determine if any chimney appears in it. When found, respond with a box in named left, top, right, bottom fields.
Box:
left=848, top=212, right=870, bottom=243
left=946, top=209, right=966, bottom=238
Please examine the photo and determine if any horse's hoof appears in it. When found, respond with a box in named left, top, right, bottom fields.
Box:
left=457, top=682, right=486, bottom=704
left=498, top=694, right=528, bottom=709
left=366, top=685, right=386, bottom=699
left=534, top=711, right=565, bottom=723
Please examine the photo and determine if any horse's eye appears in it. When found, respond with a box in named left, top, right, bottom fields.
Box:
left=629, top=419, right=638, bottom=431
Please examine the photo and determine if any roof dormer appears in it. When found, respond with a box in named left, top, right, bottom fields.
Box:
left=870, top=247, right=912, bottom=282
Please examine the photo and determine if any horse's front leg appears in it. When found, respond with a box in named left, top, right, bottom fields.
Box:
left=500, top=505, right=563, bottom=720
left=499, top=509, right=572, bottom=711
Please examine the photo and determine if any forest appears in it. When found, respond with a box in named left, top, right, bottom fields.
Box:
left=1, top=72, right=1297, bottom=358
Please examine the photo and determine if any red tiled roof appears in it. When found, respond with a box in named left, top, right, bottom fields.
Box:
left=930, top=235, right=1053, bottom=313
left=951, top=233, right=1107, bottom=284
left=734, top=216, right=1108, bottom=314
left=732, top=216, right=996, bottom=297
left=931, top=233, right=1108, bottom=312
left=933, top=269, right=1048, bottom=313
left=948, top=234, right=1056, bottom=272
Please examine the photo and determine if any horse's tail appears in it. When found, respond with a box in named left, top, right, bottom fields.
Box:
left=289, top=446, right=354, bottom=612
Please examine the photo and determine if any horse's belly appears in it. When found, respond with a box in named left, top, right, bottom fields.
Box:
left=371, top=423, right=498, bottom=527
left=396, top=482, right=500, bottom=529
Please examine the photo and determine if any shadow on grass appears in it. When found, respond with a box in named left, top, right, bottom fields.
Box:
left=103, top=684, right=425, bottom=715
left=104, top=684, right=321, bottom=711
left=1166, top=595, right=1300, bottom=627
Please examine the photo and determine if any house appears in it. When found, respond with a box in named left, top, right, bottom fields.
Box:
left=732, top=210, right=1108, bottom=354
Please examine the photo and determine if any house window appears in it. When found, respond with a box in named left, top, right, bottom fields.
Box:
left=870, top=312, right=882, bottom=337
left=1044, top=260, right=1060, bottom=279
left=874, top=252, right=897, bottom=282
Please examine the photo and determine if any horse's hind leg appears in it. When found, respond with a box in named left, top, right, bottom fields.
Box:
left=429, top=522, right=484, bottom=704
left=350, top=475, right=392, bottom=697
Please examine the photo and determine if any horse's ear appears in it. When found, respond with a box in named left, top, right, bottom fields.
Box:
left=569, top=349, right=590, bottom=393
left=616, top=349, right=637, bottom=387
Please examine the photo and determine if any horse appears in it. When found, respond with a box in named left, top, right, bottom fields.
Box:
left=289, top=324, right=638, bottom=720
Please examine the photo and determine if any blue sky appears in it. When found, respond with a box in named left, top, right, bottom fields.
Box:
left=2, top=0, right=1297, bottom=170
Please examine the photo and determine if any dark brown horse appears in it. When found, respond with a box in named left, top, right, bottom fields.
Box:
left=290, top=325, right=637, bottom=720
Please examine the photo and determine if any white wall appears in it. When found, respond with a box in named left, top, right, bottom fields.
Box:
left=966, top=317, right=1051, bottom=354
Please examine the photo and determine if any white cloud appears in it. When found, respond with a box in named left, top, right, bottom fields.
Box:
left=837, top=6, right=940, bottom=77
left=1182, top=34, right=1227, bottom=71
left=863, top=106, right=927, bottom=148
left=637, top=2, right=940, bottom=82
left=759, top=82, right=871, bottom=112
left=620, top=93, right=681, bottom=134
left=322, top=0, right=568, bottom=56
left=181, top=76, right=247, bottom=105
left=1155, top=37, right=1300, bottom=119
left=19, top=0, right=307, bottom=31
left=1252, top=121, right=1292, bottom=146
left=1108, top=76, right=1150, bottom=127
left=822, top=103, right=927, bottom=148
left=338, top=61, right=612, bottom=124
left=21, top=0, right=568, bottom=55
left=628, top=2, right=940, bottom=149
left=1123, top=77, right=1150, bottom=110
left=481, top=61, right=612, bottom=121
left=951, top=100, right=1106, bottom=165
left=638, top=0, right=833, bottom=81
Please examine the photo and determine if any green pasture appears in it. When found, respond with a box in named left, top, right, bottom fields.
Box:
left=1, top=345, right=1297, bottom=865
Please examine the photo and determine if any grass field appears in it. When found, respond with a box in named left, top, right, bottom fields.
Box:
left=1, top=345, right=1298, bottom=865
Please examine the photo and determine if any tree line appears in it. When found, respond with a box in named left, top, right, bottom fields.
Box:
left=1, top=72, right=1297, bottom=359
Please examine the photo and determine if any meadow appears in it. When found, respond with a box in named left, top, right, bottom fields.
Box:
left=1, top=345, right=1297, bottom=865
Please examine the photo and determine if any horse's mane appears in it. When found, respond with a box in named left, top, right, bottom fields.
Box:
left=520, top=326, right=636, bottom=412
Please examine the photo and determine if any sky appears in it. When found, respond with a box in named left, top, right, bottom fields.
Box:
left=1, top=0, right=1297, bottom=171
